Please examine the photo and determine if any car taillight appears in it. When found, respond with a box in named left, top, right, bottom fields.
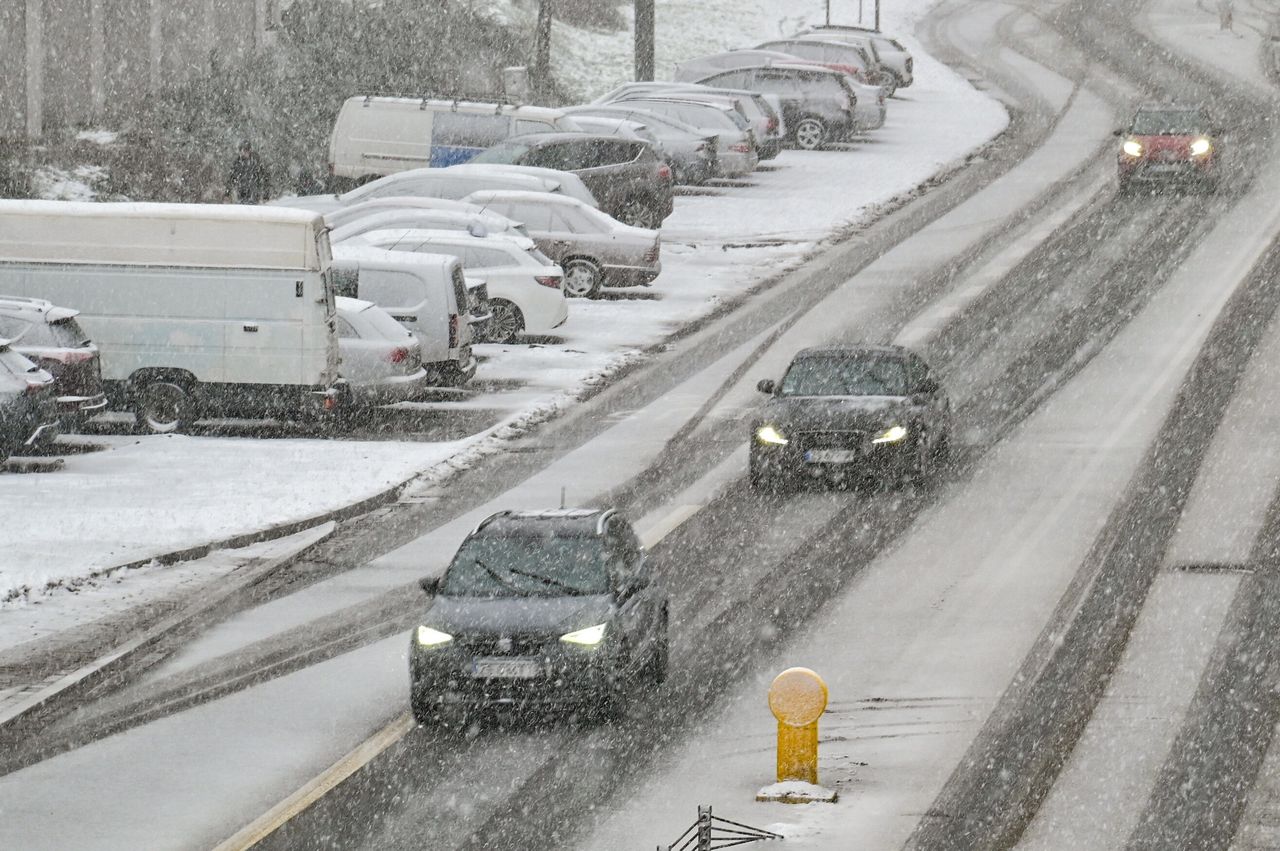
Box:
left=766, top=116, right=778, bottom=132
left=658, top=163, right=672, bottom=182
left=448, top=313, right=459, bottom=348
left=535, top=276, right=561, bottom=289
left=387, top=347, right=409, bottom=364
left=42, top=349, right=95, bottom=365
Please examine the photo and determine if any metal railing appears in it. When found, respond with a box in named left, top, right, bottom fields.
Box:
left=660, top=805, right=783, bottom=850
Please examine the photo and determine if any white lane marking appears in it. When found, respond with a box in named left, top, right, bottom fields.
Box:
left=212, top=712, right=415, bottom=851
left=637, top=447, right=748, bottom=550
left=894, top=171, right=1109, bottom=349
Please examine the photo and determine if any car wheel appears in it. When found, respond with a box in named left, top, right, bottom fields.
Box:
left=433, top=359, right=476, bottom=388
left=480, top=300, right=524, bottom=344
left=562, top=258, right=604, bottom=299
left=794, top=118, right=828, bottom=151
left=136, top=381, right=194, bottom=434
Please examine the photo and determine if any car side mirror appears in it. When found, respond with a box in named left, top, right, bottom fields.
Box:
left=1213, top=127, right=1225, bottom=137
left=419, top=576, right=440, bottom=595
left=757, top=379, right=777, bottom=395
left=615, top=577, right=644, bottom=601
left=1112, top=128, right=1123, bottom=136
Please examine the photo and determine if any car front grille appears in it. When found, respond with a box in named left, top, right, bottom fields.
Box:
left=798, top=430, right=867, bottom=450
left=457, top=635, right=552, bottom=656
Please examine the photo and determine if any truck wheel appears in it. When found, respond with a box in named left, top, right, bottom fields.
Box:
left=136, top=381, right=194, bottom=434
left=563, top=259, right=604, bottom=298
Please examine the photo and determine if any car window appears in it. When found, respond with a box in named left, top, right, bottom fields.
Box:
left=514, top=118, right=554, bottom=135
left=780, top=355, right=910, bottom=397
left=511, top=203, right=554, bottom=230
left=335, top=316, right=358, bottom=338
left=431, top=112, right=510, bottom=149
left=468, top=142, right=532, bottom=166
left=0, top=315, right=34, bottom=343
left=463, top=246, right=517, bottom=268
left=440, top=535, right=612, bottom=597
left=522, top=142, right=574, bottom=171
left=706, top=70, right=751, bottom=88
left=553, top=207, right=598, bottom=233
left=1131, top=110, right=1208, bottom=134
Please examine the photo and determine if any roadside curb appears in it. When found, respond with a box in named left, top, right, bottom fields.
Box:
left=0, top=520, right=341, bottom=742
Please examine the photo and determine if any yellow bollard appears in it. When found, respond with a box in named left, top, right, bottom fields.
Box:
left=768, top=667, right=827, bottom=783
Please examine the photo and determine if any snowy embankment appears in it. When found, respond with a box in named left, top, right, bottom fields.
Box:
left=2, top=0, right=1006, bottom=605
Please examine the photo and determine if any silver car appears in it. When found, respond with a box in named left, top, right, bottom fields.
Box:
left=329, top=209, right=528, bottom=245
left=334, top=296, right=431, bottom=405
left=464, top=190, right=661, bottom=299
left=563, top=105, right=719, bottom=185
left=600, top=97, right=759, bottom=178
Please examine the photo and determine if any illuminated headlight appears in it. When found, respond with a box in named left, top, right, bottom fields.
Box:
left=1122, top=139, right=1143, bottom=158
left=756, top=425, right=789, bottom=445
left=872, top=425, right=909, bottom=444
left=560, top=623, right=608, bottom=646
left=1190, top=138, right=1212, bottom=156
left=415, top=625, right=454, bottom=647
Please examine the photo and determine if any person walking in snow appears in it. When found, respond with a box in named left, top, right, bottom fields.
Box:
left=224, top=139, right=271, bottom=204
left=1219, top=0, right=1234, bottom=32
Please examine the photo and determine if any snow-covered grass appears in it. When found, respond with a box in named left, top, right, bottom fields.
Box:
left=32, top=164, right=107, bottom=201
left=0, top=435, right=471, bottom=603
left=0, top=0, right=1004, bottom=628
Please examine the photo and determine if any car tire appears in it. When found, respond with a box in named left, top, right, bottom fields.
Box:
left=434, top=358, right=477, bottom=388
left=563, top=258, right=604, bottom=299
left=135, top=380, right=194, bottom=434
left=479, top=300, right=524, bottom=344
left=794, top=118, right=828, bottom=151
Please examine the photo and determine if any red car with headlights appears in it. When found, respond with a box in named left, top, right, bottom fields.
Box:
left=1117, top=105, right=1221, bottom=191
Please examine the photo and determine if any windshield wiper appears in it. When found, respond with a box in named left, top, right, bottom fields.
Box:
left=473, top=558, right=525, bottom=593
left=504, top=564, right=588, bottom=595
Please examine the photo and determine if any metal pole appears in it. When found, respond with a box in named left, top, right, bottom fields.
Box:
left=825, top=0, right=830, bottom=26
left=696, top=806, right=712, bottom=851
left=635, top=0, right=655, bottom=81
left=875, top=0, right=881, bottom=31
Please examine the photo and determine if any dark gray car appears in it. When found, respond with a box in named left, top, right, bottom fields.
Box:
left=695, top=65, right=860, bottom=150
left=0, top=342, right=59, bottom=464
left=750, top=345, right=951, bottom=490
left=410, top=508, right=669, bottom=722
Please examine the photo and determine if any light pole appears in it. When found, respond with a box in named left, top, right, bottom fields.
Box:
left=635, top=0, right=655, bottom=81
left=825, top=0, right=831, bottom=26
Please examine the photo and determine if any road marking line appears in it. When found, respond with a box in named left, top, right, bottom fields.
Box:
left=211, top=712, right=414, bottom=851
left=639, top=504, right=703, bottom=550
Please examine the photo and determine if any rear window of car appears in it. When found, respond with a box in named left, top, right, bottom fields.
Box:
left=363, top=269, right=425, bottom=308
left=0, top=315, right=32, bottom=342
left=0, top=315, right=88, bottom=347
left=469, top=142, right=532, bottom=166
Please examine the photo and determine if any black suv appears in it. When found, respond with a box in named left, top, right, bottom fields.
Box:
left=469, top=133, right=674, bottom=228
left=0, top=341, right=59, bottom=464
left=410, top=508, right=669, bottom=722
left=750, top=345, right=951, bottom=490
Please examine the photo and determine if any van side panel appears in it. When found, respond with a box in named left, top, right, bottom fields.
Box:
left=0, top=262, right=332, bottom=388
left=357, top=264, right=450, bottom=365
left=331, top=100, right=433, bottom=179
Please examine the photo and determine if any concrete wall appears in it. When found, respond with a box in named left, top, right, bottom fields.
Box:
left=1, top=0, right=270, bottom=139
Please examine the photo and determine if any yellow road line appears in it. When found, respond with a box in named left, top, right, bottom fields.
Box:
left=211, top=712, right=415, bottom=851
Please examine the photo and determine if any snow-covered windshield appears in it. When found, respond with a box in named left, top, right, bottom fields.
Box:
left=1131, top=110, right=1209, bottom=135
left=440, top=536, right=610, bottom=597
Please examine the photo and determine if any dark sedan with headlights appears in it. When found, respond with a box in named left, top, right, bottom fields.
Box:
left=410, top=508, right=669, bottom=724
left=750, top=345, right=951, bottom=491
left=1116, top=104, right=1222, bottom=192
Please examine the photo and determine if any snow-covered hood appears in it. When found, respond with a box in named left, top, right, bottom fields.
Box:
left=426, top=593, right=612, bottom=638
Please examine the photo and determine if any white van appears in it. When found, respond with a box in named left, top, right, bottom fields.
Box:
left=0, top=200, right=340, bottom=432
left=329, top=96, right=584, bottom=188
left=328, top=245, right=478, bottom=386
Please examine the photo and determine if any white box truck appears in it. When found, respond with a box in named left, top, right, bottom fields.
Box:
left=0, top=200, right=341, bottom=432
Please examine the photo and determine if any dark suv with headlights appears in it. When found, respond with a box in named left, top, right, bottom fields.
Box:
left=750, top=345, right=951, bottom=490
left=410, top=508, right=669, bottom=723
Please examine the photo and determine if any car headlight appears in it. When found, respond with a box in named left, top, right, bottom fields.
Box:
left=872, top=425, right=909, bottom=444
left=756, top=425, right=789, bottom=445
left=560, top=623, right=607, bottom=646
left=1122, top=139, right=1143, bottom=157
left=416, top=625, right=454, bottom=647
left=1190, top=137, right=1212, bottom=156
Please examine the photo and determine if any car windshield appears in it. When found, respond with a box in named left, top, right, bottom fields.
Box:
left=439, top=535, right=611, bottom=598
left=1131, top=110, right=1208, bottom=135
left=780, top=354, right=909, bottom=397
left=468, top=143, right=533, bottom=165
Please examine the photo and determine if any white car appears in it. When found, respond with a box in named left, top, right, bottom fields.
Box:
left=334, top=296, right=431, bottom=405
left=329, top=209, right=528, bottom=245
left=443, top=164, right=600, bottom=209
left=325, top=198, right=524, bottom=234
left=270, top=169, right=568, bottom=215
left=356, top=228, right=568, bottom=343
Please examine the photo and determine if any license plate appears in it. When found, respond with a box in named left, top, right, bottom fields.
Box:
left=804, top=449, right=860, bottom=463
left=1149, top=164, right=1183, bottom=172
left=471, top=658, right=542, bottom=679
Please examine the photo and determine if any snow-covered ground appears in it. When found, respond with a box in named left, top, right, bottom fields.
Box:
left=3, top=0, right=1003, bottom=634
